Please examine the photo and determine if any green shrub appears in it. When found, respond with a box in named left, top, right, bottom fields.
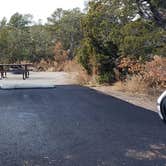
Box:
left=97, top=72, right=115, bottom=84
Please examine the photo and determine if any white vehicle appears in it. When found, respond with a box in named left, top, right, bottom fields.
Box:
left=157, top=91, right=166, bottom=122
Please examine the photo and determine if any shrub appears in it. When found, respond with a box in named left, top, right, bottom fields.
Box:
left=118, top=55, right=166, bottom=90
left=97, top=72, right=114, bottom=84
left=77, top=37, right=118, bottom=83
left=143, top=55, right=166, bottom=89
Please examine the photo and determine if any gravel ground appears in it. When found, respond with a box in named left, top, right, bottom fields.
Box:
left=0, top=72, right=76, bottom=87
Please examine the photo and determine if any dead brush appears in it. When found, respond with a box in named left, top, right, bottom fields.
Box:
left=118, top=56, right=166, bottom=94
left=143, top=55, right=166, bottom=89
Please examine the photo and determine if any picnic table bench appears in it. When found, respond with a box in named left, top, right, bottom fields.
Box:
left=0, top=63, right=32, bottom=80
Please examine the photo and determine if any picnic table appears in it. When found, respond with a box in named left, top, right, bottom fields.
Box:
left=0, top=63, right=32, bottom=80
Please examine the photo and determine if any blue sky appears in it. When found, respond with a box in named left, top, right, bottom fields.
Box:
left=0, top=0, right=85, bottom=23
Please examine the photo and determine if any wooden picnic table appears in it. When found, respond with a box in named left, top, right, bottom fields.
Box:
left=0, top=63, right=33, bottom=80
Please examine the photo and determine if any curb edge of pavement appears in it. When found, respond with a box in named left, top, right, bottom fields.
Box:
left=0, top=84, right=56, bottom=90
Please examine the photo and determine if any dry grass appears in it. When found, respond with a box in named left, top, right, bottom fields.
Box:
left=34, top=58, right=93, bottom=85
left=112, top=75, right=148, bottom=94
left=123, top=75, right=149, bottom=93
left=112, top=74, right=163, bottom=97
left=63, top=60, right=84, bottom=72
left=63, top=60, right=92, bottom=85
left=111, top=81, right=125, bottom=91
left=34, top=59, right=56, bottom=72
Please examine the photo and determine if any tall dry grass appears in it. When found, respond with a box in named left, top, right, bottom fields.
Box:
left=63, top=60, right=92, bottom=85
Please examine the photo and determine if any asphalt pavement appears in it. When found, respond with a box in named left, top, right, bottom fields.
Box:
left=0, top=85, right=165, bottom=166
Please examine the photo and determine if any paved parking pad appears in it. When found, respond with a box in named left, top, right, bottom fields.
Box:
left=0, top=85, right=165, bottom=166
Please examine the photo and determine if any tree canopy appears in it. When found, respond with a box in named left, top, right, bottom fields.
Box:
left=0, top=1, right=165, bottom=83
